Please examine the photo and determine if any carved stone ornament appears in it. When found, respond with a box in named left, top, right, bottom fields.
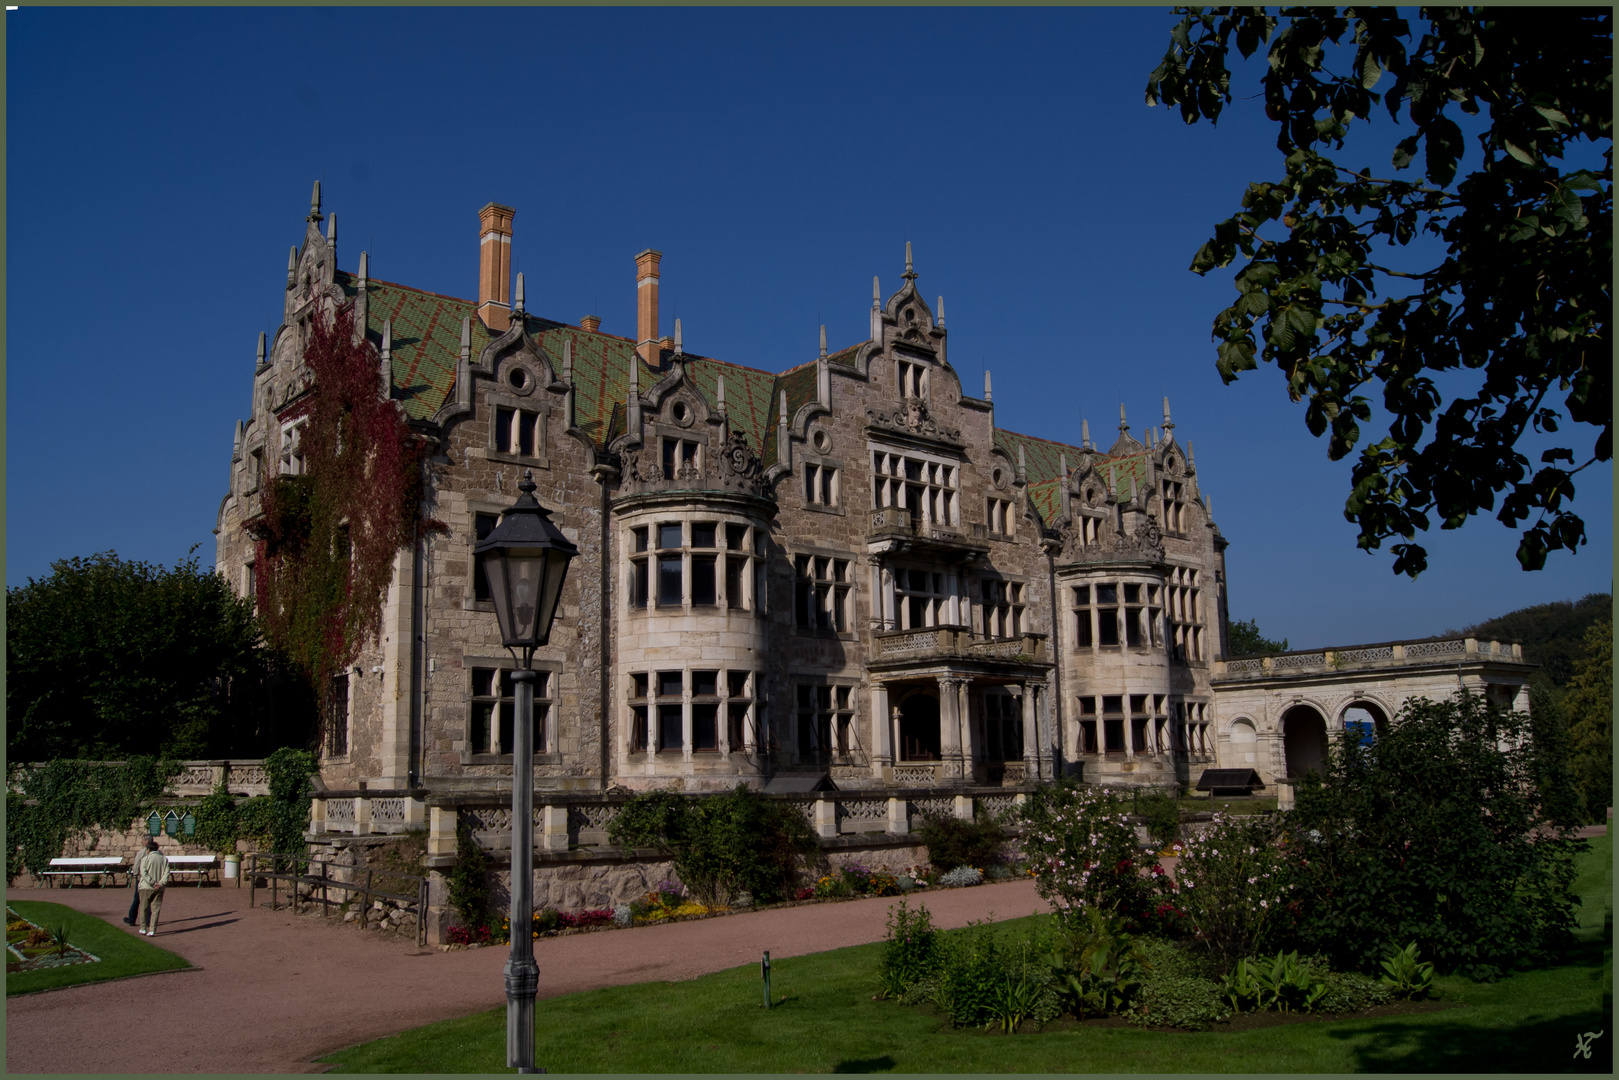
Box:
left=716, top=429, right=767, bottom=495
left=1059, top=510, right=1164, bottom=564
left=618, top=446, right=666, bottom=487
left=864, top=401, right=963, bottom=444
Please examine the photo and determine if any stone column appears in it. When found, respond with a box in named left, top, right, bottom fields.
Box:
left=310, top=797, right=328, bottom=836
left=886, top=796, right=910, bottom=835
left=881, top=566, right=896, bottom=631
left=540, top=804, right=569, bottom=852
left=813, top=796, right=837, bottom=840
left=946, top=569, right=961, bottom=626
left=951, top=680, right=964, bottom=773
left=938, top=676, right=964, bottom=782
left=428, top=805, right=457, bottom=858
left=1021, top=683, right=1038, bottom=770
left=681, top=677, right=693, bottom=763
left=354, top=796, right=373, bottom=836
left=870, top=683, right=892, bottom=778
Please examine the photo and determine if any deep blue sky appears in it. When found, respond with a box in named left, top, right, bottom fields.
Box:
left=8, top=7, right=1611, bottom=645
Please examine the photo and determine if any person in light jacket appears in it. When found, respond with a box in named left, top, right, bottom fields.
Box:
left=124, top=845, right=147, bottom=926
left=135, top=839, right=170, bottom=936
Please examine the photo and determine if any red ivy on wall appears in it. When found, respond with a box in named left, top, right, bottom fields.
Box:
left=253, top=302, right=438, bottom=693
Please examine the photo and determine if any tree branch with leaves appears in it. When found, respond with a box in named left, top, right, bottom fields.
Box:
left=1148, top=7, right=1610, bottom=576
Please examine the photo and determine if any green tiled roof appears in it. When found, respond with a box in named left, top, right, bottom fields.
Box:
left=992, top=429, right=1151, bottom=529
left=346, top=273, right=1148, bottom=493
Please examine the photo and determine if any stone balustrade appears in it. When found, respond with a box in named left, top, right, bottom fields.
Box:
left=1213, top=637, right=1523, bottom=680
left=13, top=759, right=271, bottom=798
left=872, top=627, right=1048, bottom=663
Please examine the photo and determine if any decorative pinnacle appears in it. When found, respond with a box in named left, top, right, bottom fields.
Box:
left=902, top=241, right=916, bottom=281
left=460, top=315, right=471, bottom=351
left=779, top=390, right=788, bottom=425
left=1059, top=452, right=1068, bottom=479
left=674, top=318, right=683, bottom=356
left=381, top=319, right=392, bottom=357
left=307, top=180, right=323, bottom=223
left=819, top=324, right=827, bottom=359
left=358, top=250, right=368, bottom=287
left=872, top=276, right=880, bottom=309
left=1119, top=402, right=1129, bottom=434
left=1187, top=440, right=1195, bottom=467
left=256, top=331, right=266, bottom=366
left=514, top=272, right=525, bottom=315
left=1082, top=418, right=1091, bottom=448
left=327, top=211, right=336, bottom=244
left=937, top=295, right=945, bottom=327
left=984, top=369, right=992, bottom=401
left=717, top=374, right=726, bottom=410
left=562, top=338, right=573, bottom=380
left=1162, top=395, right=1174, bottom=430
left=286, top=245, right=297, bottom=286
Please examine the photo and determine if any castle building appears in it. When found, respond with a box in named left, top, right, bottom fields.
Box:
left=214, top=188, right=1535, bottom=807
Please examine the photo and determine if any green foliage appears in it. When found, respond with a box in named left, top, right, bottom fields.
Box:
left=1172, top=811, right=1292, bottom=964
left=47, top=922, right=72, bottom=958
left=914, top=920, right=1059, bottom=1031
left=6, top=550, right=267, bottom=760
left=1018, top=781, right=1157, bottom=924
left=255, top=301, right=438, bottom=702
left=447, top=818, right=491, bottom=930
left=876, top=899, right=943, bottom=1000
left=914, top=811, right=1006, bottom=873
left=1314, top=967, right=1394, bottom=1014
left=6, top=757, right=180, bottom=881
left=1226, top=617, right=1289, bottom=656
left=192, top=782, right=242, bottom=858
left=1454, top=592, right=1612, bottom=687
left=1131, top=786, right=1183, bottom=847
left=234, top=796, right=277, bottom=850
left=262, top=747, right=316, bottom=856
left=1562, top=617, right=1613, bottom=821
left=1254, top=950, right=1329, bottom=1013
left=1128, top=938, right=1229, bottom=1030
left=1284, top=693, right=1584, bottom=978
left=1147, top=10, right=1611, bottom=576
left=1379, top=941, right=1436, bottom=999
left=607, top=784, right=817, bottom=907
left=1048, top=907, right=1148, bottom=1019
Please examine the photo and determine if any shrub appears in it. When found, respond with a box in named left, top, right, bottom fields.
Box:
left=1284, top=693, right=1585, bottom=979
left=608, top=785, right=817, bottom=906
left=918, top=920, right=1059, bottom=1031
left=1017, top=781, right=1156, bottom=925
left=263, top=747, right=316, bottom=857
left=876, top=899, right=943, bottom=999
left=1131, top=786, right=1184, bottom=847
left=1048, top=907, right=1148, bottom=1019
left=1314, top=968, right=1393, bottom=1013
left=916, top=812, right=1006, bottom=873
left=235, top=796, right=277, bottom=850
left=6, top=757, right=180, bottom=880
left=939, top=865, right=984, bottom=888
left=1171, top=812, right=1292, bottom=964
left=612, top=904, right=633, bottom=928
left=447, top=818, right=490, bottom=932
left=1128, top=972, right=1230, bottom=1030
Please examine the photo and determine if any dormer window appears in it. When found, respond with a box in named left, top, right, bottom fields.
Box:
left=897, top=359, right=927, bottom=399
left=662, top=437, right=701, bottom=480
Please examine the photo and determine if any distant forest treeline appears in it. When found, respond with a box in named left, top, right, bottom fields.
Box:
left=1449, top=592, right=1612, bottom=688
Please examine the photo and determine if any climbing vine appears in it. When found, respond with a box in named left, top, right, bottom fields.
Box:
left=6, top=758, right=181, bottom=882
left=254, top=301, right=438, bottom=701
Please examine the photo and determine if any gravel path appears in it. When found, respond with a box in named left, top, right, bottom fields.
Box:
left=5, top=877, right=1046, bottom=1075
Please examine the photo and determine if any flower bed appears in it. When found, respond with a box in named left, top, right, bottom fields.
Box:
left=5, top=907, right=100, bottom=973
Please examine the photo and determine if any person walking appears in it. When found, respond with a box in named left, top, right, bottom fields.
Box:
left=123, top=844, right=148, bottom=926
left=135, top=839, right=170, bottom=936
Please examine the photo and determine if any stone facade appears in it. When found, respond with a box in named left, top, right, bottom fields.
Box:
left=214, top=190, right=1536, bottom=817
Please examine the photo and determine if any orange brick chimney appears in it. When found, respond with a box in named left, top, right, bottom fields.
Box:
left=635, top=249, right=662, bottom=364
left=478, top=203, right=516, bottom=331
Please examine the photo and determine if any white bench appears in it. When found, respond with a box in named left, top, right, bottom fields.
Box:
left=164, top=854, right=217, bottom=886
left=41, top=856, right=126, bottom=887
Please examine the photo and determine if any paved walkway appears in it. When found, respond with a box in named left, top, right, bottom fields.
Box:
left=5, top=877, right=1046, bottom=1074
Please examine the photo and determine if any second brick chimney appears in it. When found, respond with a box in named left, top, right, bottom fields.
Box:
left=478, top=203, right=516, bottom=332
left=635, top=249, right=661, bottom=364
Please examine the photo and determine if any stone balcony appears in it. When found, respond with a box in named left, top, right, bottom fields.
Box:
left=871, top=626, right=1048, bottom=665
left=866, top=507, right=991, bottom=557
left=1213, top=637, right=1526, bottom=681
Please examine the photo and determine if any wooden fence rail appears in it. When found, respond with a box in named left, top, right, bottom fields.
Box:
left=247, top=852, right=428, bottom=947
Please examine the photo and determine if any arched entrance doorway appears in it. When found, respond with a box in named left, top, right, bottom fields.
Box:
left=898, top=692, right=941, bottom=761
left=1341, top=700, right=1389, bottom=747
left=1282, top=705, right=1328, bottom=778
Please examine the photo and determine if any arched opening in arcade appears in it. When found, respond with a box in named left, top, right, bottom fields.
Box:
left=1282, top=704, right=1329, bottom=778
left=897, top=690, right=941, bottom=761
left=1340, top=700, right=1390, bottom=747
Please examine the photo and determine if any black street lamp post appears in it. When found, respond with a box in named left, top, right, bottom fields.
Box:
left=473, top=472, right=579, bottom=1074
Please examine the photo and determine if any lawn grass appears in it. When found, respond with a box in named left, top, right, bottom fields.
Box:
left=6, top=900, right=191, bottom=995
left=321, top=834, right=1612, bottom=1074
